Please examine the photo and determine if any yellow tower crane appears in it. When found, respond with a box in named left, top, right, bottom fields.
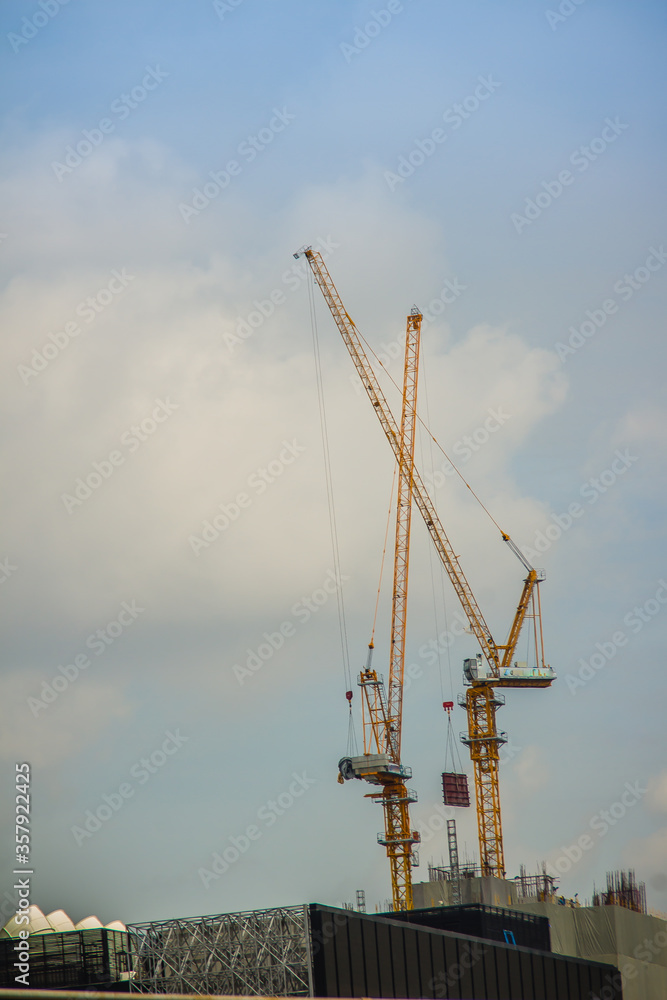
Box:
left=341, top=306, right=422, bottom=912
left=296, top=246, right=556, bottom=881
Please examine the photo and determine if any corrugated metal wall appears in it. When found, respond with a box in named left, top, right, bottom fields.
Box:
left=308, top=904, right=623, bottom=999
left=383, top=903, right=551, bottom=952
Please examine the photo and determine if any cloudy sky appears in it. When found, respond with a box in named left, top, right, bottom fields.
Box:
left=1, top=0, right=666, bottom=927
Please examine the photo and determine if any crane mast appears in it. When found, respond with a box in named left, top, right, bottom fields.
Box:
left=344, top=308, right=422, bottom=911
left=378, top=307, right=421, bottom=910
left=386, top=306, right=421, bottom=761
left=298, top=246, right=555, bottom=881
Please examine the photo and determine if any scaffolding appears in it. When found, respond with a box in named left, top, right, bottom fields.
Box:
left=593, top=870, right=647, bottom=915
left=128, top=905, right=312, bottom=996
left=446, top=820, right=462, bottom=906
left=514, top=862, right=557, bottom=902
left=428, top=861, right=481, bottom=882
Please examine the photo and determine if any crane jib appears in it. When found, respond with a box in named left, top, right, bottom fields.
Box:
left=302, top=247, right=507, bottom=671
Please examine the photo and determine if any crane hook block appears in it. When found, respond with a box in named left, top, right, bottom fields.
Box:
left=443, top=701, right=454, bottom=713
left=346, top=690, right=353, bottom=702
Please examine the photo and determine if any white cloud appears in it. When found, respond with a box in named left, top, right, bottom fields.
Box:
left=624, top=826, right=667, bottom=889
left=512, top=744, right=550, bottom=794
left=1, top=140, right=569, bottom=641
left=646, top=771, right=667, bottom=815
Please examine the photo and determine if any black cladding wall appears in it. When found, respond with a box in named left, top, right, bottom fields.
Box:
left=384, top=903, right=551, bottom=953
left=308, top=905, right=623, bottom=1000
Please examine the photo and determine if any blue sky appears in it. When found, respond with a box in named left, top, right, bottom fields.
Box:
left=1, top=0, right=666, bottom=926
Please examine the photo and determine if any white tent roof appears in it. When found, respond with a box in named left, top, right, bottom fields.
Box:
left=1, top=906, right=126, bottom=937
left=46, top=909, right=76, bottom=933
left=0, top=905, right=53, bottom=938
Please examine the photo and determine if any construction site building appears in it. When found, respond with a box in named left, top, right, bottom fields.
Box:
left=126, top=901, right=622, bottom=999
left=416, top=873, right=667, bottom=1000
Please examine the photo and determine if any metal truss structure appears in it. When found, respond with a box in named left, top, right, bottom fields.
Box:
left=128, top=904, right=312, bottom=996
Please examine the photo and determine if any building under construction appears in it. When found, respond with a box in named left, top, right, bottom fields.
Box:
left=126, top=901, right=622, bottom=999
left=2, top=884, right=665, bottom=998
left=416, top=869, right=667, bottom=1000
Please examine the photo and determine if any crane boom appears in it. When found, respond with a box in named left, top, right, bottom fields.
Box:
left=298, top=247, right=506, bottom=669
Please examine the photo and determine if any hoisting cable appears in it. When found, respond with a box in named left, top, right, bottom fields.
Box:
left=443, top=702, right=465, bottom=775
left=422, top=445, right=450, bottom=704
left=370, top=463, right=397, bottom=649
left=418, top=346, right=455, bottom=704
left=350, top=458, right=397, bottom=757
left=355, top=328, right=533, bottom=571
left=346, top=693, right=358, bottom=757
left=307, top=276, right=353, bottom=699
